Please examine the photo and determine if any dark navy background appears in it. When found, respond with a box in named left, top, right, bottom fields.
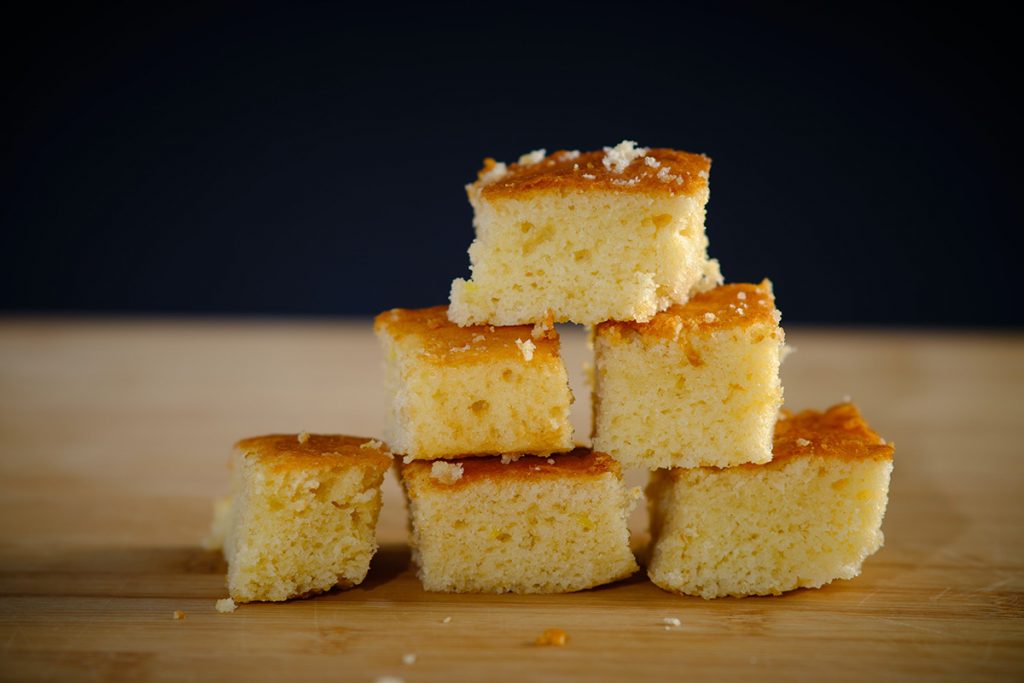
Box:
left=4, top=4, right=1021, bottom=325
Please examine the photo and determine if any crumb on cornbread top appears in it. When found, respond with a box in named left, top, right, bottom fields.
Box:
left=234, top=434, right=393, bottom=473
left=374, top=305, right=559, bottom=365
left=402, top=448, right=619, bottom=492
left=772, top=403, right=894, bottom=463
left=597, top=281, right=779, bottom=342
left=470, top=141, right=710, bottom=199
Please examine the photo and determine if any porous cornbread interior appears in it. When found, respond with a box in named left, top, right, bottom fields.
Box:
left=449, top=143, right=722, bottom=326
left=222, top=434, right=392, bottom=602
left=646, top=403, right=894, bottom=598
left=399, top=449, right=640, bottom=593
left=374, top=305, right=573, bottom=460
left=593, top=281, right=784, bottom=468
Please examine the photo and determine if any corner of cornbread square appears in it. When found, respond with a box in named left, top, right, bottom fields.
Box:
left=374, top=305, right=574, bottom=460
left=220, top=434, right=392, bottom=602
left=646, top=403, right=895, bottom=598
left=399, top=449, right=640, bottom=593
left=449, top=142, right=722, bottom=326
left=593, top=280, right=784, bottom=469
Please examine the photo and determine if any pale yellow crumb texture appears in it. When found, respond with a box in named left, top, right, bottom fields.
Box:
left=400, top=455, right=638, bottom=594
left=646, top=452, right=893, bottom=598
left=221, top=439, right=391, bottom=603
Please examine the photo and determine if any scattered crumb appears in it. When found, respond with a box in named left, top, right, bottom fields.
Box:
left=215, top=598, right=236, bottom=613
left=662, top=617, right=681, bottom=628
left=736, top=307, right=745, bottom=316
left=559, top=150, right=581, bottom=160
left=573, top=163, right=579, bottom=171
left=535, top=628, right=568, bottom=646
left=361, top=439, right=384, bottom=450
left=173, top=610, right=186, bottom=620
left=442, top=616, right=452, bottom=624
left=547, top=458, right=555, bottom=465
left=430, top=461, right=464, bottom=484
left=780, top=345, right=796, bottom=364
left=450, top=343, right=472, bottom=353
left=737, top=291, right=747, bottom=300
left=472, top=334, right=486, bottom=343
left=703, top=312, right=717, bottom=323
left=500, top=454, right=523, bottom=465
left=842, top=394, right=852, bottom=403
left=402, top=653, right=417, bottom=666
left=297, top=432, right=310, bottom=444
left=582, top=173, right=596, bottom=180
left=479, top=159, right=507, bottom=185
left=878, top=437, right=887, bottom=445
left=515, top=338, right=536, bottom=362
left=602, top=140, right=649, bottom=173
left=796, top=438, right=811, bottom=447
left=644, top=156, right=661, bottom=168
left=698, top=169, right=709, bottom=179
left=518, top=149, right=546, bottom=165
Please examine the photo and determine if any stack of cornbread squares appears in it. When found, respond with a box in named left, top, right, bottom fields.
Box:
left=209, top=141, right=893, bottom=604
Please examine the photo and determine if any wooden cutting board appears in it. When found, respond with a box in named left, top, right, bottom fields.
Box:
left=0, top=320, right=1021, bottom=682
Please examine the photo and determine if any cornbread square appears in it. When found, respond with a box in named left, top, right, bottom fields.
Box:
left=646, top=404, right=894, bottom=598
left=374, top=305, right=573, bottom=460
left=593, top=280, right=784, bottom=469
left=218, top=434, right=392, bottom=603
left=399, top=449, right=639, bottom=593
left=449, top=142, right=722, bottom=326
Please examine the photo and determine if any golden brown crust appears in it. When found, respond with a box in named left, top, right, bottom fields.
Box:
left=597, top=281, right=778, bottom=342
left=374, top=305, right=560, bottom=365
left=234, top=434, right=393, bottom=474
left=672, top=404, right=893, bottom=478
left=771, top=403, right=894, bottom=463
left=401, top=448, right=619, bottom=493
left=473, top=148, right=710, bottom=199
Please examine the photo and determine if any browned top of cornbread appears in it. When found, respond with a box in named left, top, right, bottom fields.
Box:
left=597, top=281, right=777, bottom=341
left=772, top=403, right=894, bottom=463
left=234, top=434, right=393, bottom=473
left=374, top=305, right=559, bottom=365
left=402, top=448, right=619, bottom=493
left=472, top=146, right=710, bottom=199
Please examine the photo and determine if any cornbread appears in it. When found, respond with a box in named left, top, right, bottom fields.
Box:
left=399, top=449, right=639, bottom=593
left=593, top=281, right=784, bottom=469
left=218, top=434, right=392, bottom=602
left=374, top=305, right=573, bottom=460
left=449, top=142, right=722, bottom=326
left=646, top=403, right=894, bottom=598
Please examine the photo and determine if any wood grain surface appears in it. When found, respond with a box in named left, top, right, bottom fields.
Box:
left=0, top=319, right=1021, bottom=682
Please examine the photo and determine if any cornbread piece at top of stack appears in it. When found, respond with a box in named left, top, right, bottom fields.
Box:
left=216, top=434, right=392, bottom=602
left=646, top=403, right=894, bottom=599
left=374, top=305, right=574, bottom=461
left=592, top=280, right=784, bottom=469
left=449, top=141, right=722, bottom=327
left=399, top=449, right=640, bottom=593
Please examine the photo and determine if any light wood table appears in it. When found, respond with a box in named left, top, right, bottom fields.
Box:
left=0, top=320, right=1021, bottom=682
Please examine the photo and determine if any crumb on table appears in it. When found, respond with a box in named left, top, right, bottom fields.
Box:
left=535, top=627, right=568, bottom=646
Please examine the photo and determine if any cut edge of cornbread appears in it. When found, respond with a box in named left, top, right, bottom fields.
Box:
left=399, top=449, right=640, bottom=593
left=449, top=143, right=721, bottom=326
left=374, top=305, right=574, bottom=460
left=220, top=434, right=392, bottom=603
left=646, top=403, right=894, bottom=598
left=593, top=280, right=783, bottom=469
